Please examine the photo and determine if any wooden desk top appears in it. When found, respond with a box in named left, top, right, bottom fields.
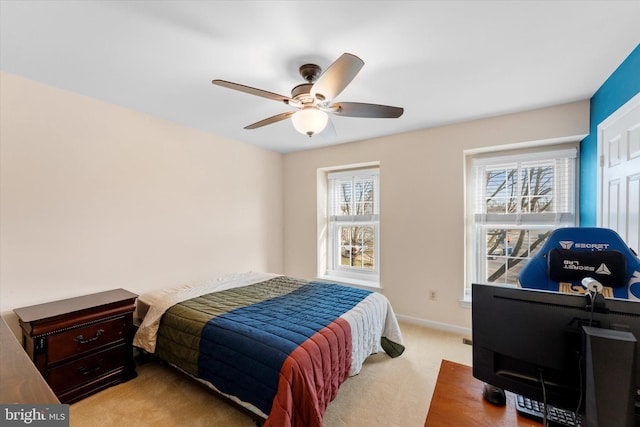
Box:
left=0, top=316, right=59, bottom=404
left=424, top=359, right=542, bottom=427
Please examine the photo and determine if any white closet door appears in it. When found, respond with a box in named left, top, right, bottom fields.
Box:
left=598, top=92, right=640, bottom=253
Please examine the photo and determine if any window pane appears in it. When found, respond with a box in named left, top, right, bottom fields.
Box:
left=485, top=229, right=505, bottom=258
left=339, top=225, right=375, bottom=270
left=505, top=169, right=518, bottom=213
left=484, top=228, right=554, bottom=284
left=486, top=260, right=509, bottom=285
left=523, top=165, right=554, bottom=213
left=486, top=170, right=506, bottom=213
left=354, top=177, right=375, bottom=215
left=486, top=170, right=506, bottom=198
left=504, top=258, right=520, bottom=285
left=528, top=229, right=552, bottom=258
left=338, top=180, right=352, bottom=215
left=485, top=168, right=519, bottom=213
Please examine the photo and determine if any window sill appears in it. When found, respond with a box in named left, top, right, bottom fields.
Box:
left=316, top=274, right=382, bottom=290
left=459, top=298, right=471, bottom=309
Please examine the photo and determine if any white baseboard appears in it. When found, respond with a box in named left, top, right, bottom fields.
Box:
left=396, top=314, right=472, bottom=337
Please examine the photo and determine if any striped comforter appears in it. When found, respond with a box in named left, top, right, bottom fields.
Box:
left=137, top=275, right=404, bottom=427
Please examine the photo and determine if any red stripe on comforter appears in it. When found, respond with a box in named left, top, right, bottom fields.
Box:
left=266, top=317, right=352, bottom=427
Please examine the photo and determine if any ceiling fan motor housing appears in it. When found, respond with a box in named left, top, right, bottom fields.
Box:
left=293, top=64, right=325, bottom=103
left=291, top=83, right=321, bottom=103
left=299, top=63, right=322, bottom=83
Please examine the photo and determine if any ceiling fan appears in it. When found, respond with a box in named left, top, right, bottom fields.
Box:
left=212, top=53, right=404, bottom=137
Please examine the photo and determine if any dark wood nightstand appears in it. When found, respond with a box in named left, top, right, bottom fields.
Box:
left=14, top=289, right=138, bottom=403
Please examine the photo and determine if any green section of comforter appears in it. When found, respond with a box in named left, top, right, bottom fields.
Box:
left=155, top=276, right=308, bottom=376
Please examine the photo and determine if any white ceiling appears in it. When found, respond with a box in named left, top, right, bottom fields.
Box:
left=1, top=1, right=639, bottom=153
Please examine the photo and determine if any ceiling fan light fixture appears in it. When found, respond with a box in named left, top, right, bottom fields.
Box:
left=291, top=107, right=328, bottom=137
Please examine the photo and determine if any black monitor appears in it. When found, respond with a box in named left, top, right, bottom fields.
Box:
left=472, top=283, right=640, bottom=426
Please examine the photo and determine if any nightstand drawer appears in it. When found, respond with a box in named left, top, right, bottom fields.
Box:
left=47, top=316, right=126, bottom=364
left=48, top=343, right=127, bottom=394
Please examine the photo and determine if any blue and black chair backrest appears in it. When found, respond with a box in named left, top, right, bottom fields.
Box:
left=518, top=227, right=640, bottom=300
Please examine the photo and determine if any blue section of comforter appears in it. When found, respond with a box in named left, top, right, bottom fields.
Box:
left=197, top=282, right=372, bottom=414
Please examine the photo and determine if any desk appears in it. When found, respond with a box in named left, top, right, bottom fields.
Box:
left=424, top=359, right=541, bottom=427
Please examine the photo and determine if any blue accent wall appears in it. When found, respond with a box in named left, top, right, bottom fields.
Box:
left=580, top=44, right=640, bottom=226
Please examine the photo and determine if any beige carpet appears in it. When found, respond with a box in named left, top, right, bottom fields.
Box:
left=70, top=322, right=473, bottom=427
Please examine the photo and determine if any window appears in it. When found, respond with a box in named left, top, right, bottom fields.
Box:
left=319, top=167, right=380, bottom=286
left=465, top=145, right=577, bottom=298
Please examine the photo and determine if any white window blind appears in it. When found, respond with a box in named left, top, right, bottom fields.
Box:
left=328, top=169, right=380, bottom=221
left=472, top=147, right=577, bottom=226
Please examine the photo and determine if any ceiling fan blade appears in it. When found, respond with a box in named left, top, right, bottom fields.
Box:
left=311, top=53, right=364, bottom=101
left=212, top=79, right=293, bottom=104
left=330, top=102, right=404, bottom=118
left=244, top=111, right=295, bottom=129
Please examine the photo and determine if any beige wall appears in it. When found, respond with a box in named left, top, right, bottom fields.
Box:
left=0, top=71, right=590, bottom=336
left=283, top=100, right=590, bottom=333
left=0, top=72, right=283, bottom=332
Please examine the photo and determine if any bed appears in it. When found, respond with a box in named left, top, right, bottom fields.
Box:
left=133, top=272, right=405, bottom=427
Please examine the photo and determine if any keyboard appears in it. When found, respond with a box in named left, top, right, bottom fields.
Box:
left=515, top=395, right=582, bottom=427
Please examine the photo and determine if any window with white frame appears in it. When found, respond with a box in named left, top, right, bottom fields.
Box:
left=321, top=167, right=380, bottom=285
left=465, top=145, right=578, bottom=298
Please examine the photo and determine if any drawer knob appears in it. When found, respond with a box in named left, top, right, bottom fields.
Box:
left=74, top=328, right=105, bottom=344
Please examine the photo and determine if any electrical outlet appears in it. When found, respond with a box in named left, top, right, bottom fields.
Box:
left=429, top=290, right=437, bottom=300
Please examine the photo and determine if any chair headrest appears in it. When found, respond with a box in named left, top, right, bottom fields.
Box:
left=547, top=248, right=627, bottom=288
